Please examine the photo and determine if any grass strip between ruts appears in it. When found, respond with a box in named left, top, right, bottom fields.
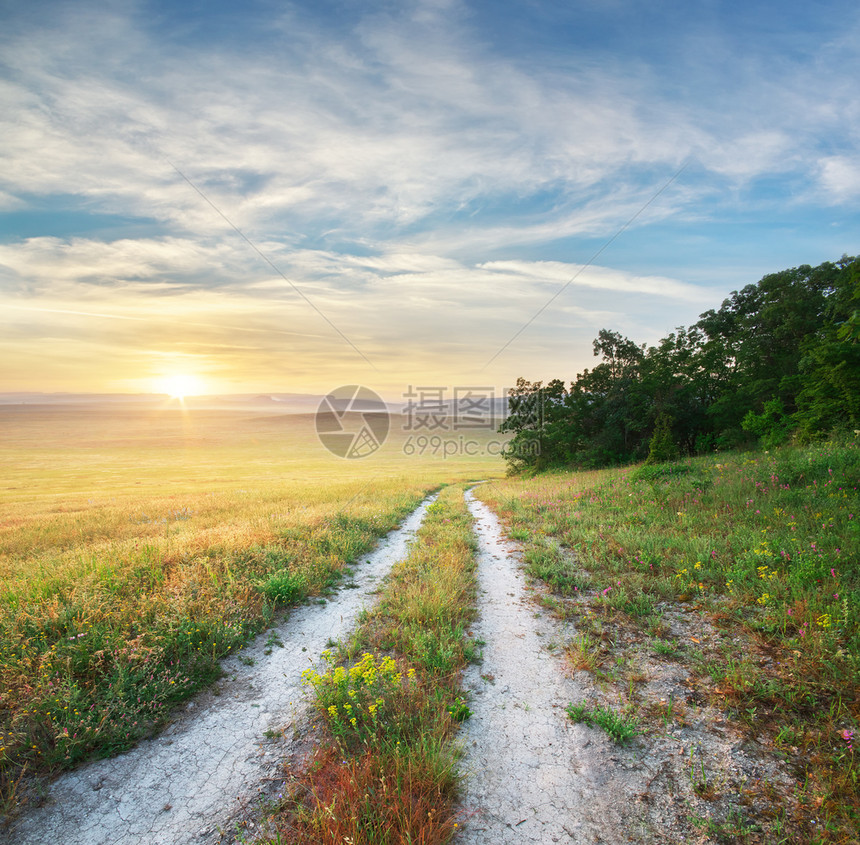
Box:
left=256, top=484, right=479, bottom=845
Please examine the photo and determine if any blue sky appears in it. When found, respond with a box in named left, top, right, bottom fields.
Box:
left=1, top=0, right=858, bottom=397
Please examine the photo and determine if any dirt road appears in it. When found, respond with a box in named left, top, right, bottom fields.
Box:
left=8, top=487, right=793, bottom=844
left=458, top=490, right=633, bottom=843
left=6, top=496, right=436, bottom=845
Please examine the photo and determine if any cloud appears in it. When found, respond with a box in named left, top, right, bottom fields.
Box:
left=818, top=156, right=860, bottom=202
left=0, top=230, right=712, bottom=391
left=7, top=0, right=855, bottom=251
left=2, top=1, right=859, bottom=393
left=477, top=260, right=714, bottom=303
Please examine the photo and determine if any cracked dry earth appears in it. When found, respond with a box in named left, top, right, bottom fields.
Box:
left=4, top=496, right=437, bottom=845
left=457, top=490, right=631, bottom=843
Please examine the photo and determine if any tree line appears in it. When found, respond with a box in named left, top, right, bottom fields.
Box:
left=500, top=254, right=860, bottom=471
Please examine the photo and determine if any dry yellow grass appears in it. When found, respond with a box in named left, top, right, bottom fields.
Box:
left=0, top=403, right=504, bottom=811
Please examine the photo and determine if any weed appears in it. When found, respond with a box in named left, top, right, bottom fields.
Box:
left=302, top=651, right=422, bottom=750
left=566, top=701, right=639, bottom=744
left=446, top=697, right=473, bottom=722
left=523, top=542, right=588, bottom=595
left=566, top=632, right=602, bottom=672
left=688, top=806, right=760, bottom=842
left=652, top=638, right=680, bottom=657
left=689, top=746, right=714, bottom=798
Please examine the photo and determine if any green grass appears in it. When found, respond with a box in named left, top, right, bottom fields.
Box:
left=566, top=701, right=639, bottom=744
left=259, top=485, right=478, bottom=845
left=0, top=405, right=501, bottom=815
left=478, top=438, right=860, bottom=843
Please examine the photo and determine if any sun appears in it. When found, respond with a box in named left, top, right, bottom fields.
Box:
left=159, top=374, right=204, bottom=400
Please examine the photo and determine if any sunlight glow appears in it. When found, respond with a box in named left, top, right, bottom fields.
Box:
left=159, top=374, right=204, bottom=399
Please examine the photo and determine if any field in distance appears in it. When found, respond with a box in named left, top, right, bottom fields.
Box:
left=0, top=403, right=506, bottom=813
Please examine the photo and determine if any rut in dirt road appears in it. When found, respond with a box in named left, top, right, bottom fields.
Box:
left=457, top=490, right=633, bottom=845
left=6, top=495, right=437, bottom=845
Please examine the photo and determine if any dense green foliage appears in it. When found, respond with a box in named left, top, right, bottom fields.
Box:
left=501, top=255, right=860, bottom=470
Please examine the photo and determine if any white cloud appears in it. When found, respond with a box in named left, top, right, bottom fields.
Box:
left=2, top=0, right=857, bottom=264
left=0, top=1, right=748, bottom=245
left=818, top=156, right=860, bottom=202
left=0, top=232, right=712, bottom=391
left=2, top=1, right=859, bottom=393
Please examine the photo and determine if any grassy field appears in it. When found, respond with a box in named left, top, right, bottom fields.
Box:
left=477, top=439, right=859, bottom=842
left=0, top=404, right=503, bottom=812
left=256, top=485, right=478, bottom=844
left=5, top=402, right=858, bottom=840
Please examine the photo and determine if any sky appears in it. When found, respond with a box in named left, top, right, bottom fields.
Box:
left=1, top=0, right=858, bottom=400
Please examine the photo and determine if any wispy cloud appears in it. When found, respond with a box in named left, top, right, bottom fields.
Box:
left=0, top=231, right=712, bottom=391
left=5, top=0, right=855, bottom=243
left=1, top=0, right=858, bottom=393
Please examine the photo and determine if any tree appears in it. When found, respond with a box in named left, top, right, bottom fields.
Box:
left=645, top=412, right=679, bottom=464
left=499, top=255, right=860, bottom=473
